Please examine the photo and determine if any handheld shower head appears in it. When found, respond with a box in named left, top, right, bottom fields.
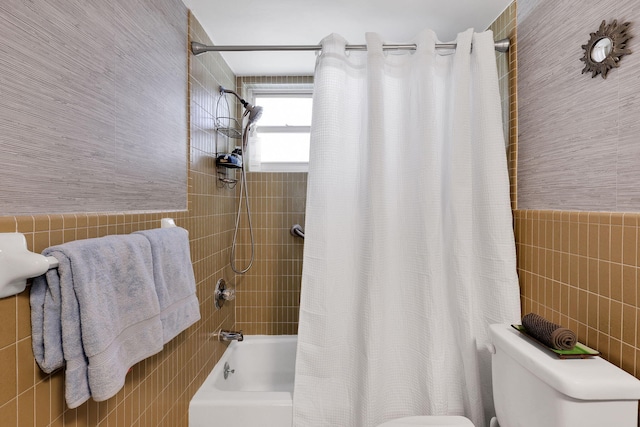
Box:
left=220, top=86, right=263, bottom=125
left=245, top=104, right=263, bottom=124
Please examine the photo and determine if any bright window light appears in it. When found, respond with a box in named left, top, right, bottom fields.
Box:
left=249, top=92, right=312, bottom=171
left=258, top=133, right=310, bottom=163
left=255, top=97, right=312, bottom=127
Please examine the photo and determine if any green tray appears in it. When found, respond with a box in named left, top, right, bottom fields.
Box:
left=511, top=324, right=600, bottom=359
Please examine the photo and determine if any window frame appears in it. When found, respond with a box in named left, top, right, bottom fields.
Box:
left=245, top=84, right=313, bottom=172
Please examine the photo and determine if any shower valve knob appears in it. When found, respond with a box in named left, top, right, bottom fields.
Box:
left=221, top=288, right=235, bottom=301
left=214, top=278, right=235, bottom=310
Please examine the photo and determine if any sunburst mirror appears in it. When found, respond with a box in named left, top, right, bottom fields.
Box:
left=580, top=20, right=632, bottom=79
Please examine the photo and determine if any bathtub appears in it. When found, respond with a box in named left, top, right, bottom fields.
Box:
left=189, top=335, right=297, bottom=427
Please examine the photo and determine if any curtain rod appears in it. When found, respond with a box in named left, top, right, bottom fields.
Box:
left=190, top=38, right=510, bottom=56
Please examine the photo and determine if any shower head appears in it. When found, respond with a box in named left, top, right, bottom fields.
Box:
left=245, top=104, right=263, bottom=124
left=220, top=86, right=264, bottom=125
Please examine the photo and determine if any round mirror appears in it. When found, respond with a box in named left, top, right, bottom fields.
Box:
left=580, top=20, right=632, bottom=79
left=591, top=38, right=612, bottom=63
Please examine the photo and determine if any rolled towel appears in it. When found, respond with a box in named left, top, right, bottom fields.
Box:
left=521, top=313, right=577, bottom=350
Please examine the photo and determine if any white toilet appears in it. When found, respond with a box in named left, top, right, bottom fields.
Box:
left=378, top=323, right=640, bottom=427
left=377, top=416, right=474, bottom=426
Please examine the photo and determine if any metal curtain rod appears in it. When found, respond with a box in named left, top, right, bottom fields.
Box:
left=191, top=38, right=510, bottom=56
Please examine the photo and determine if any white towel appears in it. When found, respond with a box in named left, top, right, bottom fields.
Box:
left=30, top=234, right=164, bottom=408
left=134, top=227, right=200, bottom=343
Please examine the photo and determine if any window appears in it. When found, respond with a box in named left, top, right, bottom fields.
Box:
left=247, top=88, right=313, bottom=172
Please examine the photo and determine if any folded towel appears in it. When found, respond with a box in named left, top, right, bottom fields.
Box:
left=134, top=227, right=200, bottom=343
left=30, top=235, right=164, bottom=408
left=521, top=312, right=577, bottom=350
left=31, top=272, right=64, bottom=374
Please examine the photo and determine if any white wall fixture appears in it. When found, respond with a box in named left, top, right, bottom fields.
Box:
left=0, top=233, right=57, bottom=298
left=161, top=218, right=177, bottom=228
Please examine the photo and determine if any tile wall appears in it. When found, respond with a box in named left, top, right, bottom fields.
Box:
left=0, top=10, right=240, bottom=427
left=234, top=172, right=307, bottom=335
left=229, top=76, right=313, bottom=335
left=515, top=210, right=640, bottom=374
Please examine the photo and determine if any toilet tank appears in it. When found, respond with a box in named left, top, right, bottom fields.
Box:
left=489, top=324, right=640, bottom=427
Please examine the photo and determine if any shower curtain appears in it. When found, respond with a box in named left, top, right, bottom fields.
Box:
left=293, top=29, right=521, bottom=427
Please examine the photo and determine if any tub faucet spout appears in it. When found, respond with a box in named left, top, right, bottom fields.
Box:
left=216, top=329, right=244, bottom=342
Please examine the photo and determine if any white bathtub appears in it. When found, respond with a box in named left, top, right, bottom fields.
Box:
left=189, top=335, right=297, bottom=427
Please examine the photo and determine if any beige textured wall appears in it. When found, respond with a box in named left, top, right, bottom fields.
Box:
left=517, top=1, right=639, bottom=211
left=0, top=9, right=240, bottom=427
left=0, top=0, right=188, bottom=215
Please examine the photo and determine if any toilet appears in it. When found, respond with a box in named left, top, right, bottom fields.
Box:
left=377, top=323, right=640, bottom=427
left=377, top=416, right=474, bottom=426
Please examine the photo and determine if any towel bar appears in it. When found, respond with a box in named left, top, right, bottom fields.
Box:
left=0, top=217, right=177, bottom=299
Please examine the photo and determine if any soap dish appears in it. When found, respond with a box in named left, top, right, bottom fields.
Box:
left=511, top=324, right=600, bottom=359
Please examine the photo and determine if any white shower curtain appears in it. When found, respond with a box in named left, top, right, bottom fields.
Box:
left=293, top=29, right=521, bottom=427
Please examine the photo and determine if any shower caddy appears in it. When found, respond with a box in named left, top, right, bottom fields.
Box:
left=214, top=88, right=243, bottom=187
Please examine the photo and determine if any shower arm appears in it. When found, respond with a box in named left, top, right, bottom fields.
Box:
left=220, top=87, right=263, bottom=127
left=220, top=87, right=248, bottom=107
left=191, top=38, right=510, bottom=55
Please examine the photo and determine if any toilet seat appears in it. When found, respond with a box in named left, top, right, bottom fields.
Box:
left=376, top=415, right=475, bottom=426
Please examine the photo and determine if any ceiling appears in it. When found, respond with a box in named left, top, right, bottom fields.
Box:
left=182, top=0, right=512, bottom=76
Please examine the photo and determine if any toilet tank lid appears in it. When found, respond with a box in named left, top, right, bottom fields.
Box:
left=490, top=324, right=640, bottom=401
